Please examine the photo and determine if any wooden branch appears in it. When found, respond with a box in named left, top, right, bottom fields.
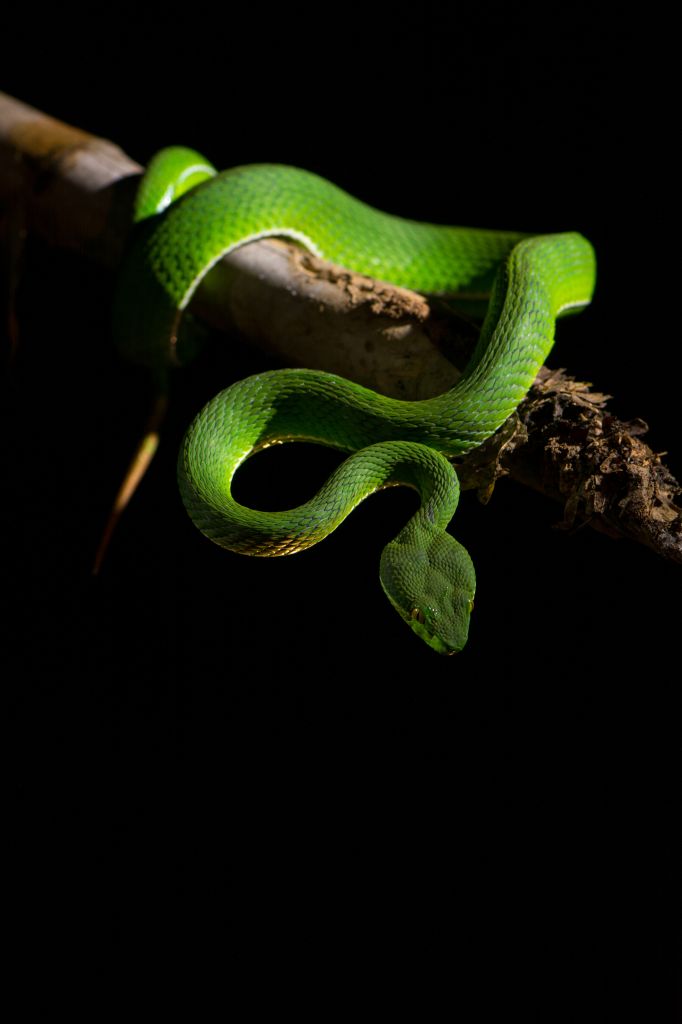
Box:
left=1, top=90, right=680, bottom=563
left=0, top=91, right=467, bottom=400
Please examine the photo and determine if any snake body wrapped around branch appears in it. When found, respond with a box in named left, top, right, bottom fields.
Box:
left=114, top=147, right=596, bottom=654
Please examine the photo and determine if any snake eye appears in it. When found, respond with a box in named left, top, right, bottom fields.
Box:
left=468, top=599, right=475, bottom=614
left=411, top=607, right=426, bottom=625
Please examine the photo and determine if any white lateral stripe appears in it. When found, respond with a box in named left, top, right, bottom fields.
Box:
left=179, top=229, right=324, bottom=308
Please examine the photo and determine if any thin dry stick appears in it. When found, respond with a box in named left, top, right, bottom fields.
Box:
left=1, top=90, right=680, bottom=563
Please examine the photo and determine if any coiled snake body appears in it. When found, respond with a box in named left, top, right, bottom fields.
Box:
left=115, top=147, right=596, bottom=654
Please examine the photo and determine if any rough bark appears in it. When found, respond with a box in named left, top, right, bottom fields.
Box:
left=1, top=90, right=680, bottom=563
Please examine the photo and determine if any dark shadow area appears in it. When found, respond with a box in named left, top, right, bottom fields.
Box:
left=3, top=11, right=679, bottom=1016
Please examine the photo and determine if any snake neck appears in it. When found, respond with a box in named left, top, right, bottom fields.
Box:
left=179, top=384, right=461, bottom=557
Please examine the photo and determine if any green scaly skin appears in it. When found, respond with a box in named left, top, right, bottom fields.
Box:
left=114, top=147, right=597, bottom=654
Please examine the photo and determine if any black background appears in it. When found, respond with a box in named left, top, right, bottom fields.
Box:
left=4, top=9, right=680, bottom=1013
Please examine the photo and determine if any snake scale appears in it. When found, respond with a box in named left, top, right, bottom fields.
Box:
left=114, top=146, right=596, bottom=654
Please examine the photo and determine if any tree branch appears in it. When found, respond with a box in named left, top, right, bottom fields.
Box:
left=1, top=90, right=680, bottom=563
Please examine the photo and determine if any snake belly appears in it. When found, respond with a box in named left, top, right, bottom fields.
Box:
left=114, top=147, right=597, bottom=654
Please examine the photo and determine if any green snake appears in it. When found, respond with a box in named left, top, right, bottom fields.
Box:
left=114, top=146, right=596, bottom=654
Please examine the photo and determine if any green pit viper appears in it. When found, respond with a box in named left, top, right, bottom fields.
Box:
left=114, top=146, right=596, bottom=654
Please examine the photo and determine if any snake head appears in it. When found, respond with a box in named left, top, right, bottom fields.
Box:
left=379, top=525, right=476, bottom=655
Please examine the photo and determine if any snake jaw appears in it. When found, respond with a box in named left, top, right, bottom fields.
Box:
left=406, top=605, right=455, bottom=655
left=386, top=597, right=470, bottom=655
left=410, top=616, right=461, bottom=656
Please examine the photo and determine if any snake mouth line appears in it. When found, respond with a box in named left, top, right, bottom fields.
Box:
left=404, top=617, right=461, bottom=656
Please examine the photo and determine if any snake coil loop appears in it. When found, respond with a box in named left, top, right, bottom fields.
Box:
left=115, top=147, right=596, bottom=653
